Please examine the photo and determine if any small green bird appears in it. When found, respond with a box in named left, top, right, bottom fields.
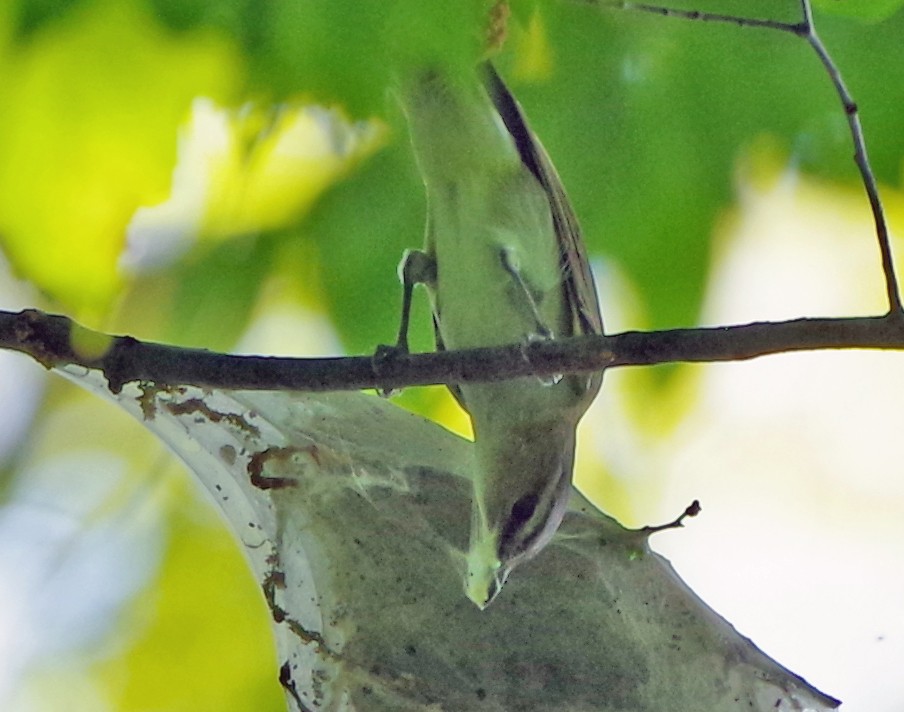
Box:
left=393, top=62, right=603, bottom=608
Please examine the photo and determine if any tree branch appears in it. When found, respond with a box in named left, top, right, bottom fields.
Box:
left=584, top=0, right=903, bottom=314
left=3, top=308, right=904, bottom=395
left=796, top=0, right=902, bottom=314
left=591, top=1, right=806, bottom=34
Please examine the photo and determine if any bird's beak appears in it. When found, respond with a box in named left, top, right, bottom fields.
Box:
left=466, top=560, right=509, bottom=610
left=464, top=529, right=505, bottom=609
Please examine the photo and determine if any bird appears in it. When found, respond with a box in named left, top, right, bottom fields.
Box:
left=391, top=61, right=603, bottom=608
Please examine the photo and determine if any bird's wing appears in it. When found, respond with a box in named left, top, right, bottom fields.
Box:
left=480, top=62, right=604, bottom=340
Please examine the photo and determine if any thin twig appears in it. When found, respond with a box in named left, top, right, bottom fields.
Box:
left=587, top=0, right=902, bottom=314
left=594, top=1, right=804, bottom=34
left=797, top=0, right=902, bottom=314
left=634, top=500, right=701, bottom=537
left=3, top=308, right=904, bottom=395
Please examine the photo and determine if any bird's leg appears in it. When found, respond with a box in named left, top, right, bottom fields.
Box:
left=391, top=248, right=437, bottom=354
left=373, top=249, right=437, bottom=396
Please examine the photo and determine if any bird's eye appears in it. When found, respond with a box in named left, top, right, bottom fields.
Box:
left=499, top=493, right=539, bottom=552
left=510, top=493, right=539, bottom=525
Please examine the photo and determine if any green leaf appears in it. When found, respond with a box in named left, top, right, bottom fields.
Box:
left=254, top=0, right=489, bottom=113
left=160, top=237, right=276, bottom=351
left=141, top=0, right=491, bottom=114
left=0, top=0, right=240, bottom=318
left=306, top=133, right=430, bottom=354
left=9, top=0, right=89, bottom=37
left=812, top=0, right=904, bottom=22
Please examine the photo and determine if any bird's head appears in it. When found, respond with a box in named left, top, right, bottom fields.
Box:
left=464, top=438, right=574, bottom=609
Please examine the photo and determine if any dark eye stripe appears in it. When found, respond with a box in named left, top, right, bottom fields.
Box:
left=510, top=493, right=539, bottom=524
left=498, top=493, right=540, bottom=554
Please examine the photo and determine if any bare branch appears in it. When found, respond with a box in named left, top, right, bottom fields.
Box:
left=583, top=0, right=902, bottom=314
left=583, top=1, right=805, bottom=35
left=634, top=499, right=702, bottom=537
left=3, top=308, right=904, bottom=395
left=797, top=0, right=902, bottom=314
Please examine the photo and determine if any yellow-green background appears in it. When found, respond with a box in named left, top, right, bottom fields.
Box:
left=1, top=0, right=904, bottom=710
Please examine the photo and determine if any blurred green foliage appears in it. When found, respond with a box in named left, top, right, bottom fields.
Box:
left=2, top=0, right=904, bottom=708
left=3, top=0, right=904, bottom=332
left=94, top=488, right=285, bottom=712
left=813, top=0, right=904, bottom=22
left=0, top=0, right=240, bottom=317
